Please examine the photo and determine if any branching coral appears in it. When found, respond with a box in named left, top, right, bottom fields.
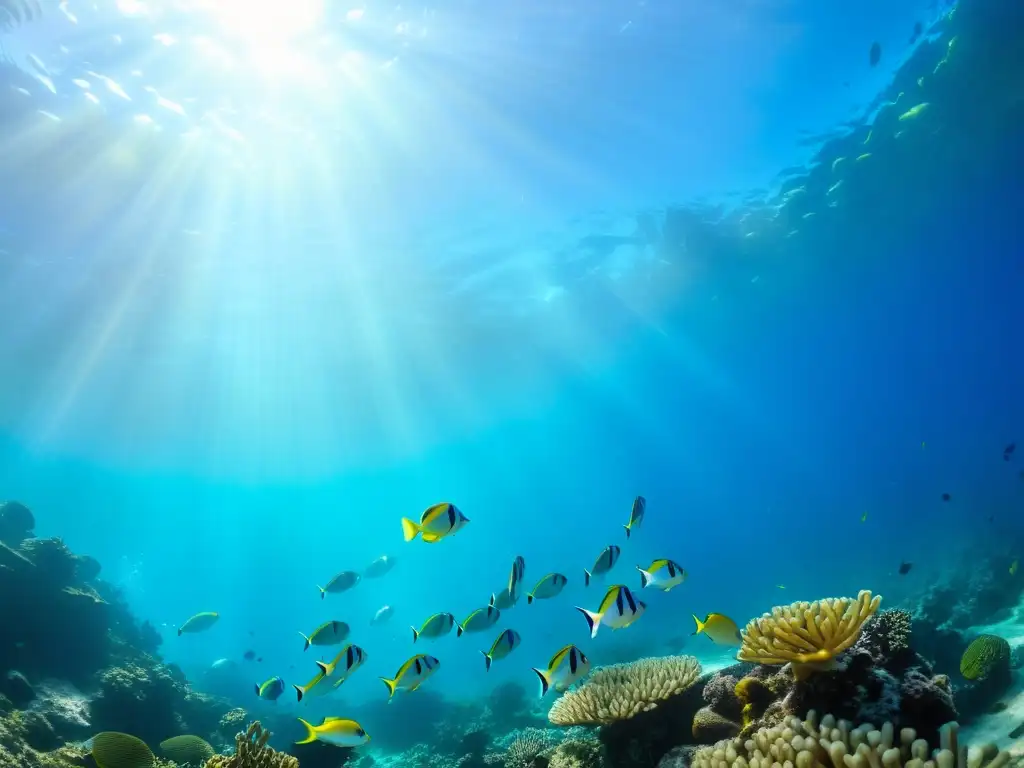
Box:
left=547, top=738, right=605, bottom=768
left=548, top=655, right=702, bottom=726
left=691, top=710, right=1010, bottom=768
left=738, top=591, right=882, bottom=680
left=204, top=722, right=297, bottom=768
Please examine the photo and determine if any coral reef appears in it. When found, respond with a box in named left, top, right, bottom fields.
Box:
left=690, top=711, right=1010, bottom=768
left=0, top=500, right=234, bottom=763
left=205, top=722, right=298, bottom=768
left=549, top=656, right=702, bottom=726
left=698, top=606, right=957, bottom=746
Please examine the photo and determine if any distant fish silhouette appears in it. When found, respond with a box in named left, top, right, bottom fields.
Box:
left=1004, top=442, right=1015, bottom=461
left=898, top=562, right=913, bottom=575
left=941, top=492, right=951, bottom=502
left=909, top=21, right=923, bottom=44
left=869, top=42, right=882, bottom=67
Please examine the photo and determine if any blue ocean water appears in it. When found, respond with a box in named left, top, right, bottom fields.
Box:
left=1, top=0, right=1023, bottom=754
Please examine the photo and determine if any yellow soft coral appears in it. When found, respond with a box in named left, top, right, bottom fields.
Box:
left=737, top=590, right=881, bottom=680
left=204, top=722, right=297, bottom=768
left=548, top=655, right=701, bottom=726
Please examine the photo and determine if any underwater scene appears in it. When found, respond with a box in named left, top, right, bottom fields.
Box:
left=1, top=0, right=1024, bottom=767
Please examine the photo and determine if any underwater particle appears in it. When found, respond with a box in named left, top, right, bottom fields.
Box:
left=299, top=620, right=350, bottom=651
left=942, top=492, right=951, bottom=501
left=296, top=717, right=370, bottom=747
left=178, top=611, right=219, bottom=635
left=692, top=612, right=742, bottom=646
left=364, top=554, right=396, bottom=577
left=584, top=545, right=621, bottom=586
left=457, top=604, right=501, bottom=636
left=861, top=511, right=868, bottom=522
left=898, top=561, right=913, bottom=575
left=318, top=570, right=360, bottom=599
left=379, top=653, right=440, bottom=699
left=159, top=735, right=215, bottom=764
left=91, top=732, right=155, bottom=768
left=856, top=153, right=872, bottom=162
left=637, top=559, right=686, bottom=591
left=776, top=584, right=785, bottom=589
left=624, top=495, right=646, bottom=538
left=1010, top=559, right=1018, bottom=576
left=532, top=644, right=590, bottom=696
left=898, top=102, right=930, bottom=121
left=1004, top=442, right=1015, bottom=460
left=411, top=611, right=456, bottom=642
left=869, top=41, right=881, bottom=66
left=481, top=628, right=521, bottom=671
left=243, top=650, right=256, bottom=661
left=401, top=502, right=470, bottom=543
left=576, top=584, right=645, bottom=638
left=526, top=572, right=569, bottom=603
left=255, top=676, right=285, bottom=701
left=831, top=157, right=845, bottom=172
left=960, top=634, right=1011, bottom=680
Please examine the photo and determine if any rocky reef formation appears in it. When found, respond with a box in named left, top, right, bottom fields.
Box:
left=0, top=500, right=234, bottom=767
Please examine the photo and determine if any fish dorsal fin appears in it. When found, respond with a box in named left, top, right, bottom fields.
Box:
left=324, top=717, right=345, bottom=722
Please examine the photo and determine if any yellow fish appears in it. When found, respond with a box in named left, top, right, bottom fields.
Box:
left=379, top=654, right=440, bottom=699
left=317, top=571, right=360, bottom=599
left=531, top=644, right=590, bottom=696
left=401, top=503, right=470, bottom=543
left=526, top=573, right=568, bottom=604
left=692, top=613, right=742, bottom=646
left=457, top=604, right=500, bottom=636
left=481, top=629, right=521, bottom=671
left=295, top=717, right=369, bottom=748
left=584, top=545, right=620, bottom=586
left=623, top=495, right=646, bottom=539
left=575, top=584, right=645, bottom=638
left=410, top=612, right=456, bottom=643
left=492, top=555, right=527, bottom=609
left=636, top=559, right=686, bottom=592
left=1010, top=559, right=1018, bottom=576
left=316, top=644, right=368, bottom=683
left=178, top=612, right=219, bottom=636
left=861, top=512, right=868, bottom=523
left=293, top=666, right=333, bottom=702
left=299, top=620, right=349, bottom=651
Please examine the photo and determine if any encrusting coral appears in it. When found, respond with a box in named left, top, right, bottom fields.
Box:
left=738, top=591, right=882, bottom=681
left=203, top=721, right=297, bottom=768
left=548, top=655, right=702, bottom=726
left=690, top=710, right=1010, bottom=768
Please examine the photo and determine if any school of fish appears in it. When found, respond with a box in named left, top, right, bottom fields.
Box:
left=174, top=495, right=748, bottom=749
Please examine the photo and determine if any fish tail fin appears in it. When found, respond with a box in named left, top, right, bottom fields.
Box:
left=488, top=593, right=496, bottom=607
left=316, top=586, right=325, bottom=600
left=253, top=684, right=260, bottom=697
left=527, top=593, right=534, bottom=605
left=380, top=677, right=398, bottom=698
left=295, top=718, right=317, bottom=745
left=584, top=569, right=591, bottom=587
left=293, top=684, right=304, bottom=703
left=576, top=606, right=601, bottom=639
left=410, top=626, right=419, bottom=643
left=315, top=660, right=330, bottom=676
left=531, top=667, right=551, bottom=697
left=299, top=632, right=310, bottom=651
left=637, top=566, right=651, bottom=589
left=482, top=651, right=492, bottom=672
left=177, top=629, right=183, bottom=636
left=456, top=622, right=465, bottom=638
left=691, top=614, right=705, bottom=636
left=624, top=524, right=631, bottom=539
left=401, top=517, right=421, bottom=542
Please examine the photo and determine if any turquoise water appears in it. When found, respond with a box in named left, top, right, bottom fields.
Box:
left=1, top=0, right=1023, bottom=752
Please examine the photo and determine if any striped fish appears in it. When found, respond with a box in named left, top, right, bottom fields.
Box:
left=576, top=584, right=645, bottom=638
